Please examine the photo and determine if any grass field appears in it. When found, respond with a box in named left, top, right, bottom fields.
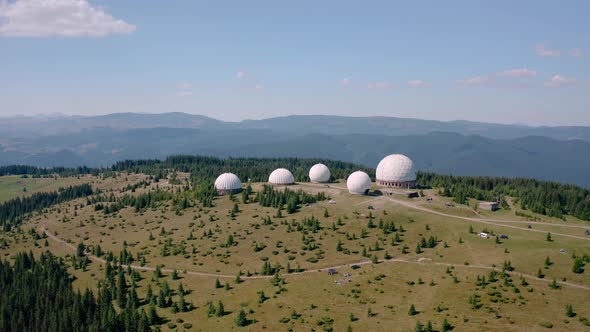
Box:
left=1, top=173, right=589, bottom=331
left=0, top=175, right=98, bottom=203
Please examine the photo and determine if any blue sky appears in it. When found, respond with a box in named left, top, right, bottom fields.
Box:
left=0, top=0, right=588, bottom=125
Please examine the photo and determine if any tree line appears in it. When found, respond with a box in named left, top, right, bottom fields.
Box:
left=110, top=155, right=375, bottom=183
left=0, top=165, right=97, bottom=177
left=0, top=184, right=93, bottom=231
left=418, top=172, right=590, bottom=221
left=3, top=156, right=590, bottom=221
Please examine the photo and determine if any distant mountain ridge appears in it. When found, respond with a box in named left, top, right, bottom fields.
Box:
left=2, top=112, right=590, bottom=141
left=1, top=112, right=590, bottom=187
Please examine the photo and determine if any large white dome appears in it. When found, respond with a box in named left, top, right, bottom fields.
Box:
left=269, top=168, right=295, bottom=185
left=347, top=171, right=372, bottom=195
left=309, top=163, right=331, bottom=183
left=215, top=173, right=242, bottom=194
left=376, top=154, right=417, bottom=188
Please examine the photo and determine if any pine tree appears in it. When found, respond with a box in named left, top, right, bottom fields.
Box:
left=258, top=290, right=267, bottom=303
left=235, top=309, right=248, bottom=327
left=409, top=304, right=418, bottom=316
left=178, top=291, right=187, bottom=312
left=146, top=284, right=153, bottom=304
left=117, top=269, right=127, bottom=308
left=415, top=320, right=423, bottom=332
left=415, top=244, right=422, bottom=254
left=216, top=301, right=225, bottom=317
left=207, top=301, right=215, bottom=317
left=545, top=256, right=552, bottom=267
left=572, top=257, right=584, bottom=273
left=158, top=288, right=166, bottom=308
left=441, top=318, right=452, bottom=332
left=148, top=300, right=159, bottom=324
left=76, top=242, right=85, bottom=257
left=226, top=234, right=234, bottom=247
left=565, top=304, right=576, bottom=318
left=215, top=278, right=222, bottom=289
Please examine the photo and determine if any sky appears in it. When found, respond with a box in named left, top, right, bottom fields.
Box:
left=0, top=0, right=588, bottom=126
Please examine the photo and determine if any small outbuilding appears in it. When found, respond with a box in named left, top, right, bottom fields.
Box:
left=480, top=201, right=499, bottom=211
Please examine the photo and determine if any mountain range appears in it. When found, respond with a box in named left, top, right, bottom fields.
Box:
left=1, top=113, right=590, bottom=187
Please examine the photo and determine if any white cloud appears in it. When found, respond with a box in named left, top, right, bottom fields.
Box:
left=536, top=43, right=560, bottom=57
left=175, top=83, right=193, bottom=96
left=0, top=0, right=136, bottom=37
left=407, top=80, right=430, bottom=88
left=496, top=68, right=537, bottom=78
left=569, top=48, right=584, bottom=57
left=339, top=77, right=350, bottom=86
left=254, top=84, right=264, bottom=91
left=544, top=75, right=576, bottom=88
left=177, top=83, right=192, bottom=90
left=176, top=91, right=193, bottom=97
left=367, top=82, right=393, bottom=90
left=457, top=76, right=490, bottom=86
left=235, top=71, right=246, bottom=79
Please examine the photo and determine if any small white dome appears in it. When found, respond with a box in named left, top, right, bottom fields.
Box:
left=269, top=168, right=295, bottom=185
left=309, top=163, right=331, bottom=183
left=215, top=173, right=242, bottom=194
left=347, top=171, right=372, bottom=195
left=376, top=154, right=416, bottom=183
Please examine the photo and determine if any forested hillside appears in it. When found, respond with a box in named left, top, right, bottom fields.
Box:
left=0, top=251, right=153, bottom=332
left=0, top=184, right=94, bottom=231
left=2, top=156, right=590, bottom=222
left=418, top=172, right=590, bottom=221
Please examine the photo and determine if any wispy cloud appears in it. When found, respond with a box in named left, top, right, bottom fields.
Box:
left=235, top=71, right=246, bottom=79
left=339, top=78, right=351, bottom=86
left=496, top=68, right=537, bottom=78
left=175, top=83, right=193, bottom=97
left=569, top=48, right=584, bottom=57
left=367, top=82, right=393, bottom=90
left=176, top=91, right=193, bottom=97
left=544, top=75, right=576, bottom=88
left=0, top=0, right=136, bottom=37
left=536, top=43, right=560, bottom=57
left=457, top=76, right=491, bottom=86
left=407, top=80, right=430, bottom=88
left=254, top=84, right=264, bottom=91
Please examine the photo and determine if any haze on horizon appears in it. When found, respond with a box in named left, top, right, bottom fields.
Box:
left=0, top=0, right=589, bottom=126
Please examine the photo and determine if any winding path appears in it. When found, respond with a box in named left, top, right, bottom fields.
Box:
left=39, top=221, right=590, bottom=291
left=302, top=182, right=590, bottom=241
